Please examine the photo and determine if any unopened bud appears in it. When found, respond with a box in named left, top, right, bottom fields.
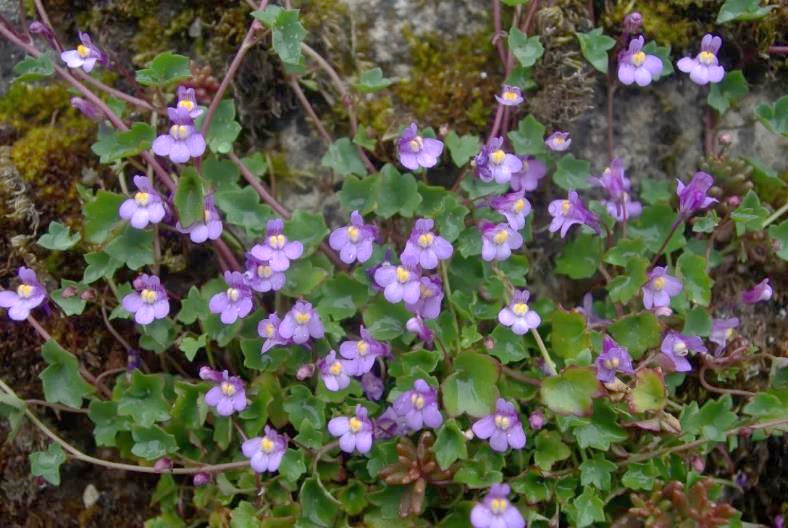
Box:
left=154, top=458, right=172, bottom=473
left=725, top=195, right=741, bottom=207
left=71, top=97, right=104, bottom=121
left=127, top=349, right=141, bottom=371
left=484, top=336, right=495, bottom=351
left=718, top=132, right=732, bottom=145
left=61, top=286, right=79, bottom=298
left=738, top=426, right=753, bottom=438
left=528, top=410, right=545, bottom=430
left=296, top=363, right=316, bottom=381
left=193, top=472, right=211, bottom=486
left=199, top=365, right=216, bottom=380
left=463, top=429, right=475, bottom=440
left=80, top=289, right=96, bottom=301
left=659, top=412, right=682, bottom=434
left=623, top=12, right=643, bottom=33
left=691, top=455, right=705, bottom=472
left=653, top=306, right=673, bottom=317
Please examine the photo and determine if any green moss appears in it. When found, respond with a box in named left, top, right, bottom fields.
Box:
left=0, top=83, right=72, bottom=134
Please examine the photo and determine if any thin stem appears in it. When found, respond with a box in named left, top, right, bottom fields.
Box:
left=501, top=366, right=541, bottom=386
left=74, top=70, right=155, bottom=112
left=439, top=261, right=461, bottom=353
left=762, top=200, right=788, bottom=228
left=767, top=45, right=788, bottom=54
left=288, top=76, right=333, bottom=144
left=311, top=440, right=342, bottom=505
left=26, top=314, right=51, bottom=341
left=491, top=0, right=507, bottom=64
left=487, top=103, right=505, bottom=143
left=606, top=80, right=616, bottom=160
left=699, top=365, right=756, bottom=398
left=26, top=399, right=90, bottom=414
left=530, top=328, right=557, bottom=376
left=95, top=367, right=127, bottom=386
left=212, top=239, right=242, bottom=271
left=100, top=300, right=133, bottom=352
left=649, top=218, right=682, bottom=267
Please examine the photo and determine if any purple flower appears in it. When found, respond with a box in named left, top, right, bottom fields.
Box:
left=406, top=316, right=434, bottom=347
left=481, top=222, right=524, bottom=262
left=242, top=426, right=286, bottom=473
left=401, top=218, right=453, bottom=269
left=404, top=276, right=444, bottom=320
left=475, top=137, right=522, bottom=185
left=677, top=171, right=717, bottom=217
left=495, top=85, right=524, bottom=106
left=319, top=350, right=352, bottom=391
left=741, top=278, right=772, bottom=304
left=576, top=292, right=611, bottom=326
left=709, top=317, right=739, bottom=355
left=209, top=271, right=253, bottom=324
left=392, top=379, right=443, bottom=432
left=250, top=218, right=303, bottom=272
left=279, top=300, right=324, bottom=344
left=328, top=404, right=374, bottom=454
left=61, top=32, right=104, bottom=72
left=397, top=123, right=444, bottom=171
left=618, top=35, right=663, bottom=86
left=508, top=157, right=545, bottom=193
left=623, top=11, right=643, bottom=33
left=528, top=410, right=545, bottom=431
left=152, top=107, right=206, bottom=164
left=339, top=326, right=389, bottom=376
left=498, top=289, right=540, bottom=335
left=244, top=254, right=285, bottom=293
left=119, top=175, right=167, bottom=229
left=374, top=262, right=422, bottom=304
left=595, top=335, right=634, bottom=383
left=660, top=332, right=707, bottom=372
left=361, top=372, right=384, bottom=400
left=606, top=196, right=643, bottom=222
left=490, top=192, right=531, bottom=230
left=773, top=515, right=784, bottom=528
left=642, top=267, right=682, bottom=310
left=545, top=131, right=571, bottom=152
left=470, top=484, right=525, bottom=528
left=328, top=210, right=377, bottom=264
left=592, top=159, right=643, bottom=222
left=176, top=195, right=223, bottom=243
left=548, top=191, right=600, bottom=238
left=258, top=313, right=289, bottom=353
left=0, top=267, right=46, bottom=321
left=677, top=34, right=725, bottom=85
left=70, top=97, right=103, bottom=120
left=204, top=370, right=247, bottom=416
left=122, top=274, right=170, bottom=325
left=472, top=399, right=526, bottom=452
left=176, top=86, right=203, bottom=119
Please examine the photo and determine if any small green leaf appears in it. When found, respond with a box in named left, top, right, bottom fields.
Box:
left=283, top=385, right=325, bottom=431
left=352, top=126, right=377, bottom=150
left=201, top=157, right=241, bottom=191
left=621, top=462, right=659, bottom=491
left=173, top=168, right=204, bottom=228
left=196, top=99, right=241, bottom=154
left=607, top=256, right=649, bottom=304
left=604, top=238, right=647, bottom=266
left=680, top=395, right=738, bottom=442
left=575, top=28, right=615, bottom=74
left=570, top=400, right=629, bottom=450
left=566, top=487, right=605, bottom=528
left=508, top=114, right=546, bottom=156
left=214, top=186, right=274, bottom=237
left=30, top=443, right=66, bottom=485
left=533, top=430, right=570, bottom=470
left=629, top=368, right=667, bottom=413
left=550, top=309, right=591, bottom=360
left=298, top=477, right=339, bottom=527
left=82, top=252, right=122, bottom=284
left=509, top=29, right=544, bottom=68
left=338, top=175, right=378, bottom=214
left=608, top=312, right=661, bottom=359
left=321, top=137, right=367, bottom=177
left=755, top=95, right=788, bottom=136
left=230, top=501, right=262, bottom=528
left=731, top=190, right=769, bottom=236
left=692, top=210, right=720, bottom=233
left=253, top=7, right=307, bottom=65
left=281, top=259, right=329, bottom=297
left=37, top=221, right=80, bottom=250
left=179, top=334, right=206, bottom=361
left=630, top=204, right=686, bottom=253
left=117, top=371, right=171, bottom=427
left=768, top=219, right=788, bottom=261
left=355, top=67, right=394, bottom=92
left=489, top=324, right=527, bottom=364
left=317, top=274, right=371, bottom=320
left=88, top=400, right=130, bottom=447
left=553, top=154, right=592, bottom=190
left=104, top=224, right=154, bottom=270
left=279, top=448, right=307, bottom=483
left=13, top=52, right=55, bottom=82
left=362, top=297, right=411, bottom=340
left=682, top=306, right=712, bottom=336
left=445, top=131, right=481, bottom=168
left=642, top=41, right=674, bottom=79
left=131, top=425, right=178, bottom=460
left=285, top=210, right=330, bottom=257
left=579, top=454, right=616, bottom=491
left=676, top=253, right=712, bottom=306
left=433, top=420, right=468, bottom=470
left=441, top=351, right=499, bottom=418
left=51, top=279, right=87, bottom=316
left=83, top=190, right=125, bottom=244
left=640, top=179, right=672, bottom=205
left=39, top=340, right=94, bottom=408
left=707, top=70, right=748, bottom=114
left=540, top=367, right=600, bottom=416
left=717, top=0, right=776, bottom=23
left=91, top=123, right=156, bottom=164
left=555, top=233, right=602, bottom=279
left=135, top=52, right=191, bottom=86
left=375, top=165, right=422, bottom=218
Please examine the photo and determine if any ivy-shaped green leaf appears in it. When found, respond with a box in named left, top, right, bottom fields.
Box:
left=755, top=95, right=788, bottom=136
left=575, top=28, right=615, bottom=74
left=445, top=131, right=481, bottom=168
left=355, top=67, right=394, bottom=92
left=39, top=340, right=94, bottom=408
left=555, top=233, right=602, bottom=279
left=117, top=371, right=171, bottom=427
left=508, top=114, right=546, bottom=156
left=731, top=190, right=769, bottom=235
left=607, top=256, right=649, bottom=304
left=197, top=99, right=241, bottom=154
left=91, top=123, right=156, bottom=164
left=135, top=52, right=191, bottom=86
left=676, top=253, right=712, bottom=306
left=441, top=351, right=499, bottom=418
left=707, top=70, right=749, bottom=114
left=83, top=190, right=124, bottom=244
left=608, top=312, right=661, bottom=359
left=375, top=165, right=422, bottom=218
left=629, top=368, right=667, bottom=413
left=433, top=420, right=468, bottom=470
left=509, top=29, right=544, bottom=68
left=533, top=430, right=570, bottom=470
left=716, top=0, right=776, bottom=23
left=173, top=168, right=204, bottom=228
left=104, top=224, right=154, bottom=270
left=768, top=219, right=788, bottom=261
left=321, top=137, right=367, bottom=177
left=29, top=443, right=66, bottom=485
left=253, top=7, right=307, bottom=65
left=540, top=367, right=599, bottom=416
left=37, top=221, right=80, bottom=250
left=13, top=52, right=55, bottom=82
left=553, top=154, right=593, bottom=190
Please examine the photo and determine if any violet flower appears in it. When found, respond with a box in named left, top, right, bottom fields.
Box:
left=592, top=159, right=643, bottom=222
left=328, top=404, right=374, bottom=454
left=319, top=350, right=352, bottom=391
left=392, top=379, right=443, bottom=432
left=490, top=192, right=531, bottom=230
left=548, top=191, right=600, bottom=238
left=176, top=195, right=223, bottom=243
left=61, top=32, right=104, bottom=72
left=241, top=426, right=287, bottom=473
left=152, top=107, right=206, bottom=164
left=618, top=35, right=663, bottom=86
left=122, top=274, right=170, bottom=325
left=279, top=300, right=325, bottom=344
left=475, top=137, right=522, bottom=185
left=361, top=372, right=384, bottom=401
left=70, top=97, right=103, bottom=120
left=677, top=171, right=717, bottom=218
left=472, top=399, right=526, bottom=452
left=328, top=210, right=377, bottom=265
left=258, top=313, right=289, bottom=353
left=0, top=267, right=46, bottom=321
left=203, top=369, right=247, bottom=416
left=495, top=85, right=524, bottom=106
left=470, top=484, right=525, bottom=528
left=373, top=262, right=422, bottom=304
left=498, top=289, right=540, bottom=335
left=119, top=175, right=166, bottom=229
left=175, top=86, right=203, bottom=119
left=244, top=254, right=285, bottom=293
left=397, top=123, right=444, bottom=171
left=595, top=335, right=634, bottom=383
left=741, top=278, right=772, bottom=304
left=339, top=326, right=389, bottom=376
left=642, top=267, right=682, bottom=310
left=677, top=34, right=725, bottom=85
left=209, top=271, right=253, bottom=324
left=660, top=332, right=707, bottom=372
left=709, top=317, right=739, bottom=355
left=545, top=131, right=571, bottom=152
left=250, top=218, right=303, bottom=272
left=509, top=156, right=546, bottom=192
left=481, top=222, right=524, bottom=262
left=404, top=276, right=444, bottom=320
left=576, top=292, right=611, bottom=326
left=401, top=218, right=453, bottom=270
left=406, top=316, right=434, bottom=347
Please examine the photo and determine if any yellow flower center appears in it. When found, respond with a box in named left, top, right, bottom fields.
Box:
left=603, top=357, right=620, bottom=370
left=220, top=381, right=236, bottom=396
left=395, top=266, right=410, bottom=283
left=257, top=265, right=273, bottom=278
left=698, top=51, right=715, bottom=65
left=170, top=124, right=190, bottom=139
left=725, top=328, right=733, bottom=339
left=347, top=225, right=360, bottom=242
left=673, top=341, right=688, bottom=357
left=204, top=209, right=213, bottom=222
left=349, top=417, right=363, bottom=432
left=560, top=200, right=571, bottom=214
left=502, top=90, right=518, bottom=101
left=490, top=498, right=508, bottom=514
left=418, top=233, right=434, bottom=248
left=653, top=277, right=666, bottom=290
left=490, top=149, right=506, bottom=165
left=134, top=191, right=150, bottom=206
left=263, top=323, right=275, bottom=337
left=178, top=99, right=195, bottom=111
left=553, top=136, right=565, bottom=145
left=409, top=136, right=424, bottom=152
left=411, top=394, right=425, bottom=410
left=226, top=288, right=240, bottom=302
left=494, top=415, right=511, bottom=429
left=77, top=44, right=90, bottom=58
left=261, top=437, right=274, bottom=453
left=420, top=284, right=433, bottom=298
left=16, top=284, right=33, bottom=299
left=268, top=234, right=286, bottom=249
left=513, top=199, right=525, bottom=213
left=632, top=51, right=646, bottom=66
left=357, top=341, right=369, bottom=355
left=294, top=311, right=311, bottom=324
left=512, top=303, right=529, bottom=316
left=140, top=289, right=157, bottom=304
left=329, top=361, right=343, bottom=375
left=493, top=229, right=509, bottom=245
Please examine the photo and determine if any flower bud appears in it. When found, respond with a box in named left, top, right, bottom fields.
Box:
left=199, top=365, right=217, bottom=380
left=296, top=363, right=316, bottom=381
left=653, top=306, right=673, bottom=317
left=528, top=410, right=545, bottom=430
left=691, top=455, right=705, bottom=472
left=463, top=429, right=475, bottom=440
left=193, top=472, right=211, bottom=486
left=29, top=21, right=54, bottom=40
left=61, top=285, right=79, bottom=298
left=361, top=372, right=384, bottom=400
left=725, top=195, right=741, bottom=208
left=623, top=12, right=643, bottom=33
left=483, top=336, right=495, bottom=350
left=718, top=132, right=732, bottom=145
left=127, top=349, right=141, bottom=371
left=71, top=97, right=104, bottom=121
left=80, top=288, right=96, bottom=301
left=154, top=458, right=172, bottom=473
